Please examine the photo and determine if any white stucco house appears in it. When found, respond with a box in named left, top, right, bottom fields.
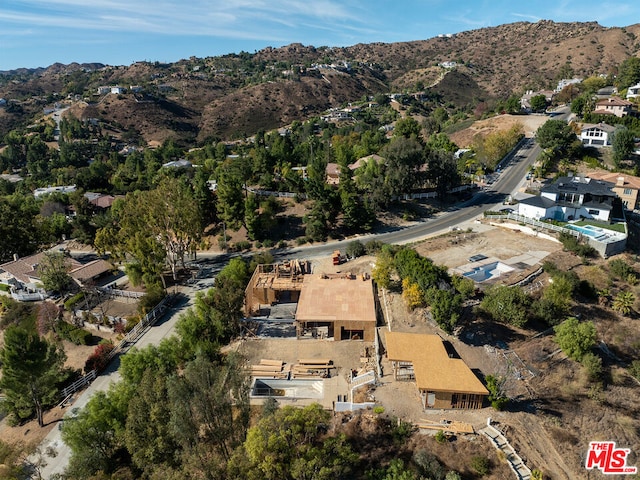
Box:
left=518, top=175, right=618, bottom=222
left=580, top=123, right=616, bottom=147
left=626, top=82, right=640, bottom=99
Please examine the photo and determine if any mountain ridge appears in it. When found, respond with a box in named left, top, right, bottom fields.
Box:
left=1, top=20, right=639, bottom=143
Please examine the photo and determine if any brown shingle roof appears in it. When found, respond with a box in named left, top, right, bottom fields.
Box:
left=385, top=331, right=489, bottom=395
left=68, top=259, right=113, bottom=283
left=586, top=171, right=640, bottom=190
left=0, top=252, right=82, bottom=284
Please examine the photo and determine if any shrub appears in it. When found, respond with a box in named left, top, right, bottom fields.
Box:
left=346, top=240, right=366, bottom=259
left=470, top=456, right=490, bottom=476
left=373, top=406, right=385, bottom=414
left=435, top=430, right=448, bottom=443
left=84, top=341, right=115, bottom=373
left=628, top=360, right=640, bottom=381
left=0, top=283, right=9, bottom=292
left=234, top=240, right=252, bottom=251
left=365, top=240, right=385, bottom=255
left=138, top=283, right=166, bottom=314
left=558, top=232, right=597, bottom=258
left=64, top=292, right=85, bottom=311
left=608, top=258, right=635, bottom=280
left=278, top=240, right=287, bottom=249
left=55, top=321, right=91, bottom=345
left=581, top=352, right=603, bottom=382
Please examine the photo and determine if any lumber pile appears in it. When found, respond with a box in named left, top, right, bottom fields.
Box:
left=292, top=358, right=333, bottom=378
left=418, top=419, right=475, bottom=435
left=248, top=359, right=290, bottom=379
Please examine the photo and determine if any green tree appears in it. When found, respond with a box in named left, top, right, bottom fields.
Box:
left=380, top=136, right=425, bottom=199
left=529, top=94, right=547, bottom=112
left=96, top=178, right=202, bottom=282
left=581, top=352, right=603, bottom=382
left=426, top=149, right=460, bottom=200
left=554, top=317, right=597, bottom=361
left=485, top=374, right=508, bottom=410
left=244, top=193, right=259, bottom=240
left=167, top=354, right=250, bottom=478
left=176, top=258, right=248, bottom=358
left=535, top=119, right=577, bottom=155
left=216, top=166, right=245, bottom=230
left=124, top=370, right=180, bottom=473
left=62, top=386, right=130, bottom=478
left=616, top=56, right=640, bottom=89
left=372, top=248, right=395, bottom=289
left=480, top=285, right=530, bottom=327
left=0, top=326, right=67, bottom=427
left=235, top=403, right=357, bottom=480
left=611, top=126, right=635, bottom=167
left=426, top=287, right=462, bottom=334
left=394, top=117, right=422, bottom=140
left=38, top=251, right=73, bottom=294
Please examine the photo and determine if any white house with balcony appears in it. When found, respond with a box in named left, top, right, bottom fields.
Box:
left=517, top=175, right=618, bottom=222
left=580, top=123, right=616, bottom=147
left=626, top=82, right=640, bottom=99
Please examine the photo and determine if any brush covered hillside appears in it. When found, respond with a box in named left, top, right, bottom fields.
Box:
left=1, top=20, right=640, bottom=144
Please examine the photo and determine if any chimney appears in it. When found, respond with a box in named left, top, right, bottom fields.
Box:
left=13, top=253, right=19, bottom=261
left=617, top=176, right=625, bottom=186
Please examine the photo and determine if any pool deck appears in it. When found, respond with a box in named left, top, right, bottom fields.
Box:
left=451, top=250, right=552, bottom=283
left=249, top=375, right=349, bottom=409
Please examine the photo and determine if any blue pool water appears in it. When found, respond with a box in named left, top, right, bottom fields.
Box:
left=566, top=224, right=600, bottom=237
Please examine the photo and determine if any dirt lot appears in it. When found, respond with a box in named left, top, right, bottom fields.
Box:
left=449, top=113, right=549, bottom=147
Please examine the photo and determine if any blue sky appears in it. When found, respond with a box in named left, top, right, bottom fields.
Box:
left=1, top=0, right=639, bottom=71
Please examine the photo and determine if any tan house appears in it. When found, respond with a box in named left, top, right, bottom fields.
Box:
left=385, top=331, right=488, bottom=409
left=587, top=171, right=640, bottom=210
left=593, top=97, right=634, bottom=117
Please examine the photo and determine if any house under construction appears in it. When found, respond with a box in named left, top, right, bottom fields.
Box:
left=244, top=261, right=379, bottom=341
left=244, top=260, right=311, bottom=316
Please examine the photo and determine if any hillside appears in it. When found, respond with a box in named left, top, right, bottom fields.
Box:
left=1, top=20, right=640, bottom=143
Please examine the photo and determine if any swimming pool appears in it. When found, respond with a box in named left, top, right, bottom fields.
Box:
left=463, top=261, right=514, bottom=282
left=566, top=224, right=604, bottom=238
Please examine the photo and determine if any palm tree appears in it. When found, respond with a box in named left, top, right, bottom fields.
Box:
left=612, top=291, right=635, bottom=316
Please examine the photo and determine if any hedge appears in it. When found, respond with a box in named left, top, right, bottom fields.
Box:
left=56, top=321, right=92, bottom=345
left=64, top=292, right=85, bottom=311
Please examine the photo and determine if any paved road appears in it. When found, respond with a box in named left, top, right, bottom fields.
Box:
left=31, top=132, right=543, bottom=478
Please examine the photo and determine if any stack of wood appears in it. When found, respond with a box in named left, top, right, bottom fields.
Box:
left=418, top=419, right=475, bottom=435
left=292, top=358, right=333, bottom=379
left=248, top=359, right=290, bottom=379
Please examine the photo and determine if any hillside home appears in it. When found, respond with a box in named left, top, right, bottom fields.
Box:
left=626, top=82, right=640, bottom=99
left=555, top=78, right=582, bottom=92
left=517, top=175, right=618, bottom=222
left=0, top=251, right=113, bottom=298
left=385, top=332, right=488, bottom=409
left=326, top=163, right=341, bottom=185
left=587, top=171, right=640, bottom=211
left=520, top=90, right=554, bottom=111
left=580, top=123, right=616, bottom=147
left=593, top=97, right=634, bottom=117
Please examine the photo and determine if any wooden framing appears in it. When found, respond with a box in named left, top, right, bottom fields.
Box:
left=386, top=332, right=488, bottom=410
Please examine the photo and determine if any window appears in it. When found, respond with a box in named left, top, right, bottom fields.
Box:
left=624, top=188, right=632, bottom=195
left=588, top=209, right=600, bottom=215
